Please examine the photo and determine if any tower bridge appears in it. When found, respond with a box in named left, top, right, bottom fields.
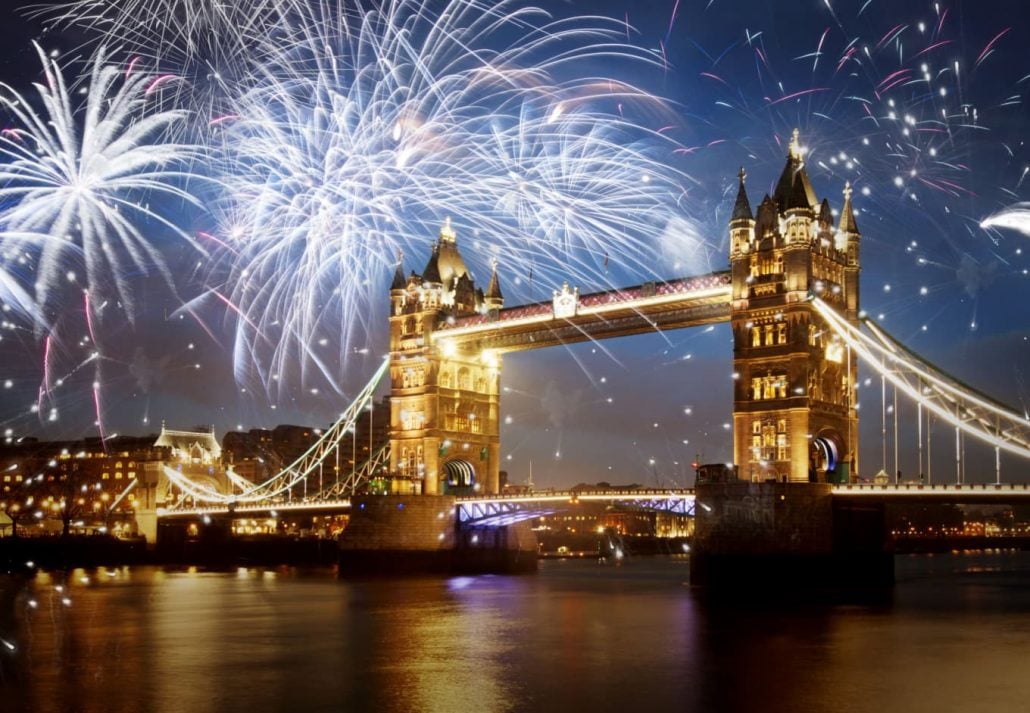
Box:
left=154, top=130, right=1030, bottom=582
left=387, top=129, right=861, bottom=495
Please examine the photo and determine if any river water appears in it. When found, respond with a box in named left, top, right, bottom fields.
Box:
left=1, top=552, right=1029, bottom=713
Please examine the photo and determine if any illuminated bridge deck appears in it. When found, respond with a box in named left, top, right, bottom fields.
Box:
left=433, top=272, right=731, bottom=354
left=830, top=483, right=1030, bottom=504
left=158, top=499, right=353, bottom=519
left=456, top=490, right=697, bottom=526
left=154, top=484, right=1030, bottom=522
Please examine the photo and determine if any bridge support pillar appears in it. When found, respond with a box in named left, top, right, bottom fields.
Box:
left=338, top=495, right=536, bottom=574
left=134, top=508, right=159, bottom=546
left=691, top=483, right=892, bottom=590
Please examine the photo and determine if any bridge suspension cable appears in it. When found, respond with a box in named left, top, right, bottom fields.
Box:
left=315, top=444, right=390, bottom=500
left=812, top=299, right=1030, bottom=465
left=162, top=358, right=390, bottom=505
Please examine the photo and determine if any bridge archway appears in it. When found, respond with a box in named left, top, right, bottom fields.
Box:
left=442, top=459, right=477, bottom=495
left=811, top=429, right=845, bottom=483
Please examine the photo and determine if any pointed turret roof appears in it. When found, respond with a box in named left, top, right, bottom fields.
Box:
left=434, top=217, right=470, bottom=285
left=786, top=167, right=813, bottom=212
left=754, top=193, right=778, bottom=239
left=773, top=128, right=817, bottom=212
left=390, top=251, right=406, bottom=290
left=486, top=258, right=503, bottom=301
left=839, top=181, right=860, bottom=234
left=731, top=167, right=753, bottom=221
left=818, top=198, right=833, bottom=224
left=423, top=243, right=442, bottom=283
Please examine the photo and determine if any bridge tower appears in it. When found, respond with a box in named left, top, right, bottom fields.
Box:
left=388, top=219, right=503, bottom=495
left=730, top=130, right=861, bottom=483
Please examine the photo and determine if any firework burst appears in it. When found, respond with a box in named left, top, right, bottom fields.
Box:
left=213, top=0, right=692, bottom=397
left=25, top=0, right=302, bottom=125
left=0, top=43, right=202, bottom=326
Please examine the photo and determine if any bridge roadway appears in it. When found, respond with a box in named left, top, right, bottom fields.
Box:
left=433, top=272, right=732, bottom=354
left=156, top=483, right=1030, bottom=522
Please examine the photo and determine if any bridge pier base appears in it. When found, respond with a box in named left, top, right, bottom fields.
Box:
left=134, top=508, right=159, bottom=546
left=338, top=495, right=536, bottom=575
left=691, top=483, right=893, bottom=590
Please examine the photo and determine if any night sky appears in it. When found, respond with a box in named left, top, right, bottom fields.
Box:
left=0, top=0, right=1028, bottom=488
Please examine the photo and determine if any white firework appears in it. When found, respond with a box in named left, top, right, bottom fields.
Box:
left=0, top=43, right=202, bottom=324
left=981, top=203, right=1030, bottom=238
left=24, top=0, right=301, bottom=123
left=215, top=0, right=693, bottom=396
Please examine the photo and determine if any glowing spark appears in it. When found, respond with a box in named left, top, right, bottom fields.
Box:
left=981, top=204, right=1030, bottom=237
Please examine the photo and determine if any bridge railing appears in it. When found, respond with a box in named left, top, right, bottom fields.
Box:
left=457, top=489, right=696, bottom=525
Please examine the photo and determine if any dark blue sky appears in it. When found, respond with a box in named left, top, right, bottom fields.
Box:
left=0, top=0, right=1028, bottom=487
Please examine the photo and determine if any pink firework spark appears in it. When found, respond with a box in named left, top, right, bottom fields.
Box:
left=876, top=24, right=907, bottom=50
left=976, top=28, right=1010, bottom=67
left=912, top=40, right=953, bottom=60
left=813, top=27, right=829, bottom=72
left=700, top=72, right=730, bottom=86
left=144, top=74, right=178, bottom=96
left=83, top=291, right=97, bottom=344
left=766, top=87, right=830, bottom=106
left=667, top=0, right=681, bottom=38
left=197, top=231, right=239, bottom=255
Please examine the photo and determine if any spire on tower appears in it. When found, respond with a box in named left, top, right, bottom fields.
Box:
left=440, top=216, right=457, bottom=243
left=839, top=181, right=860, bottom=234
left=774, top=128, right=817, bottom=212
left=390, top=249, right=406, bottom=290
left=486, top=257, right=503, bottom=301
left=788, top=128, right=802, bottom=160
left=731, top=166, right=753, bottom=221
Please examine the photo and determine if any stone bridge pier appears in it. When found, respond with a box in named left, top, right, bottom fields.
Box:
left=690, top=482, right=893, bottom=588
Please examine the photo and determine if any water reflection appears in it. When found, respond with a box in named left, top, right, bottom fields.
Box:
left=0, top=554, right=1028, bottom=713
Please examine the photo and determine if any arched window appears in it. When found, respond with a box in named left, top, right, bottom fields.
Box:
left=457, top=367, right=471, bottom=390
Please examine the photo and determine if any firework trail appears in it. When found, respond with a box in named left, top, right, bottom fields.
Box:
left=0, top=43, right=203, bottom=328
left=981, top=203, right=1030, bottom=238
left=24, top=0, right=302, bottom=125
left=676, top=1, right=1028, bottom=342
left=212, top=0, right=692, bottom=397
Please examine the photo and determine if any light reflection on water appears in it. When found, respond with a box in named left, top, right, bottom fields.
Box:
left=1, top=553, right=1029, bottom=713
